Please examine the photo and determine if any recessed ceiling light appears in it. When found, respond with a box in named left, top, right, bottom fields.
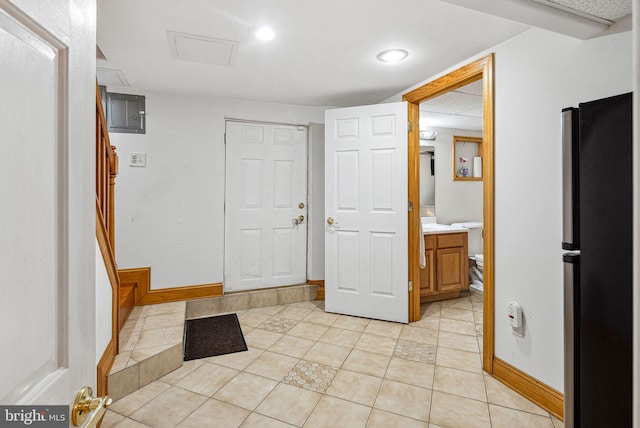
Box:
left=251, top=26, right=276, bottom=41
left=377, top=49, right=409, bottom=63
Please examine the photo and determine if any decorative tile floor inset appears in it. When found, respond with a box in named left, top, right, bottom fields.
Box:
left=283, top=360, right=338, bottom=393
left=394, top=339, right=437, bottom=363
left=258, top=317, right=299, bottom=334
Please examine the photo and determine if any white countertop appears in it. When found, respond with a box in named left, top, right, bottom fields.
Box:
left=422, top=223, right=469, bottom=235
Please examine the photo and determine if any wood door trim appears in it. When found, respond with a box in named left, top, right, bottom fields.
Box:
left=493, top=357, right=564, bottom=420
left=118, top=267, right=223, bottom=305
left=402, top=54, right=495, bottom=372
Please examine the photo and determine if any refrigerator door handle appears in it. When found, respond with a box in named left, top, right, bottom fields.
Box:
left=562, top=108, right=579, bottom=250
left=563, top=253, right=579, bottom=428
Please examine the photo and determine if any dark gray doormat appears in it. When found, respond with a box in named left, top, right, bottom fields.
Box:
left=183, top=313, right=248, bottom=361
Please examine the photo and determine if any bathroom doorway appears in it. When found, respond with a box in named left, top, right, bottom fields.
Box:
left=403, top=54, right=495, bottom=374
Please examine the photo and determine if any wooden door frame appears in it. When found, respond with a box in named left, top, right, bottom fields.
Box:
left=403, top=54, right=495, bottom=373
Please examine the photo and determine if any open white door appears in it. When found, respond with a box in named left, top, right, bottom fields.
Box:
left=325, top=102, right=408, bottom=323
left=224, top=121, right=308, bottom=292
left=0, top=0, right=96, bottom=408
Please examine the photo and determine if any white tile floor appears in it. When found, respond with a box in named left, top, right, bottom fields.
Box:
left=102, top=290, right=564, bottom=428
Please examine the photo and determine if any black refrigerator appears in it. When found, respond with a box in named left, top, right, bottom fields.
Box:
left=562, top=92, right=633, bottom=428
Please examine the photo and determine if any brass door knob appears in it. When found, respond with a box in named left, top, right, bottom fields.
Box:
left=72, top=386, right=112, bottom=427
left=327, top=217, right=335, bottom=225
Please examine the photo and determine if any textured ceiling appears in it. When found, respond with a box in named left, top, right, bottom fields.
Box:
left=420, top=80, right=483, bottom=131
left=532, top=0, right=631, bottom=22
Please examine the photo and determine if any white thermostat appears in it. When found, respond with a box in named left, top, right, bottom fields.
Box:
left=507, top=301, right=523, bottom=337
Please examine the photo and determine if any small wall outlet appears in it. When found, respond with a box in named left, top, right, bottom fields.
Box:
left=507, top=301, right=524, bottom=337
left=129, top=152, right=146, bottom=167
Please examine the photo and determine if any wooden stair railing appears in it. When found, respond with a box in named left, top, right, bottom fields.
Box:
left=95, top=83, right=121, bottom=397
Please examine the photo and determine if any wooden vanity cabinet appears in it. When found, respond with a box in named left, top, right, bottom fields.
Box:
left=420, top=232, right=469, bottom=303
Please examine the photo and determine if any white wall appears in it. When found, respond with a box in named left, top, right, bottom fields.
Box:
left=95, top=241, right=112, bottom=364
left=385, top=28, right=632, bottom=391
left=109, top=89, right=327, bottom=289
left=423, top=127, right=483, bottom=225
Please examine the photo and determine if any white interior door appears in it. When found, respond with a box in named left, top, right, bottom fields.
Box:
left=325, top=102, right=408, bottom=323
left=0, top=0, right=95, bottom=405
left=224, top=121, right=308, bottom=292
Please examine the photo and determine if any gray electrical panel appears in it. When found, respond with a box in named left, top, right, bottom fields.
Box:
left=107, top=92, right=145, bottom=134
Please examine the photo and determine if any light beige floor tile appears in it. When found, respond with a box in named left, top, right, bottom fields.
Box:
left=355, top=333, right=398, bottom=356
left=110, top=352, right=132, bottom=374
left=393, top=340, right=437, bottom=364
left=410, top=316, right=440, bottom=331
left=143, top=312, right=185, bottom=331
left=342, top=349, right=391, bottom=378
left=319, top=327, right=362, bottom=348
left=238, top=310, right=272, bottom=328
left=109, top=380, right=171, bottom=416
left=438, top=318, right=477, bottom=336
left=366, top=409, right=428, bottom=428
left=255, top=383, right=322, bottom=426
left=374, top=379, right=432, bottom=421
left=277, top=307, right=312, bottom=320
left=177, top=399, right=250, bottom=428
left=134, top=326, right=183, bottom=350
left=302, top=310, right=340, bottom=326
left=245, top=329, right=283, bottom=350
left=213, top=372, right=278, bottom=411
left=433, top=366, right=486, bottom=401
left=252, top=305, right=285, bottom=316
left=304, top=395, right=371, bottom=428
left=474, top=311, right=484, bottom=324
left=333, top=315, right=370, bottom=332
left=384, top=357, right=434, bottom=389
left=239, top=412, right=296, bottom=427
left=268, top=335, right=315, bottom=358
left=175, top=362, right=239, bottom=396
left=429, top=391, right=491, bottom=428
left=440, top=308, right=475, bottom=323
left=435, top=346, right=482, bottom=374
left=441, top=298, right=472, bottom=310
left=159, top=359, right=204, bottom=384
left=101, top=410, right=125, bottom=428
left=326, top=369, right=382, bottom=406
left=552, top=417, right=565, bottom=428
left=130, top=344, right=173, bottom=362
left=146, top=302, right=186, bottom=316
left=257, top=317, right=299, bottom=334
left=489, top=404, right=555, bottom=428
left=241, top=325, right=254, bottom=336
left=288, top=301, right=319, bottom=310
left=438, top=331, right=480, bottom=353
left=244, top=351, right=300, bottom=381
left=421, top=302, right=441, bottom=317
left=399, top=325, right=438, bottom=345
left=205, top=348, right=264, bottom=371
left=129, top=386, right=207, bottom=428
left=288, top=321, right=329, bottom=341
left=115, top=419, right=152, bottom=428
left=364, top=320, right=403, bottom=338
left=483, top=375, right=549, bottom=416
left=303, top=342, right=350, bottom=367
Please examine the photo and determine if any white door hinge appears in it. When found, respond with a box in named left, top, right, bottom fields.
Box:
left=224, top=133, right=227, bottom=144
left=408, top=281, right=413, bottom=292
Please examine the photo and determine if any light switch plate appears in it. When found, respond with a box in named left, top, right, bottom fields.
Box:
left=129, top=152, right=146, bottom=167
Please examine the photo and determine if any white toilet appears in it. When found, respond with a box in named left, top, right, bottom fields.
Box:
left=451, top=221, right=484, bottom=291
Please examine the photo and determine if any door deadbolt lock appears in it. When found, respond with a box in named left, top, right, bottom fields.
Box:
left=298, top=202, right=305, bottom=209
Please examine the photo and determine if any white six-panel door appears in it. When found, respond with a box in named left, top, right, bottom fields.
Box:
left=325, top=102, right=408, bottom=323
left=0, top=0, right=95, bottom=404
left=224, top=121, right=308, bottom=292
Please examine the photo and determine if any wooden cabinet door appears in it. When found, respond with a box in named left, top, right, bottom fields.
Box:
left=436, top=246, right=466, bottom=292
left=420, top=248, right=436, bottom=297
